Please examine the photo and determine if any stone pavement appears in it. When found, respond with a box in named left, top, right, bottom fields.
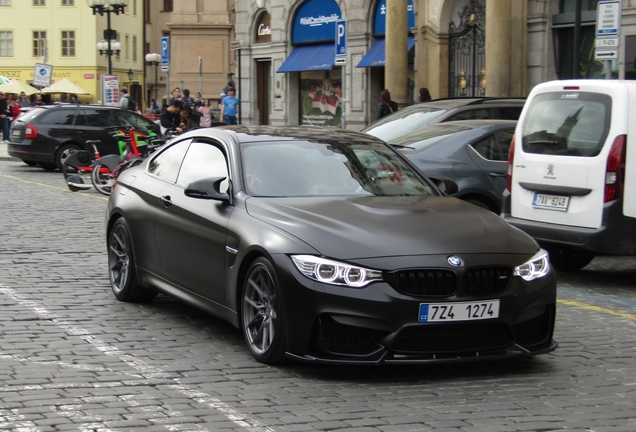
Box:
left=1, top=161, right=636, bottom=431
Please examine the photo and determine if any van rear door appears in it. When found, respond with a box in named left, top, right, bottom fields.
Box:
left=510, top=80, right=628, bottom=229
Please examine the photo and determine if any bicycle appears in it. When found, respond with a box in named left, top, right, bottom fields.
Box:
left=90, top=127, right=175, bottom=196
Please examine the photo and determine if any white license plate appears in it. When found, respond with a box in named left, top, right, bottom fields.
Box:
left=11, top=129, right=20, bottom=137
left=418, top=300, right=500, bottom=323
left=532, top=193, right=569, bottom=211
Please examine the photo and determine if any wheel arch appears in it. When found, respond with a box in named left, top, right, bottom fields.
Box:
left=458, top=191, right=501, bottom=213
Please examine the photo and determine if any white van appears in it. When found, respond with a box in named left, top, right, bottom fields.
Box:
left=501, top=79, right=636, bottom=270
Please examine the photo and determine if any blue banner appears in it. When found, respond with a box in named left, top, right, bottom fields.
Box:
left=292, top=0, right=342, bottom=44
left=373, top=0, right=415, bottom=36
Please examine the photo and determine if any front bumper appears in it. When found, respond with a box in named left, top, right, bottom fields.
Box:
left=271, top=252, right=557, bottom=365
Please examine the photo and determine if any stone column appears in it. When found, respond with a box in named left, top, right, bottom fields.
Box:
left=385, top=0, right=409, bottom=106
left=485, top=0, right=511, bottom=97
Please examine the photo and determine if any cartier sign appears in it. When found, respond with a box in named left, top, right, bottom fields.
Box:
left=255, top=12, right=271, bottom=43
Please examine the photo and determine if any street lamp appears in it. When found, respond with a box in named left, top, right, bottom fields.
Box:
left=127, top=68, right=134, bottom=84
left=145, top=53, right=161, bottom=105
left=87, top=0, right=128, bottom=75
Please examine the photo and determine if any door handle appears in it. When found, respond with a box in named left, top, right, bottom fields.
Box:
left=77, top=131, right=86, bottom=134
left=159, top=195, right=172, bottom=207
left=488, top=172, right=506, bottom=178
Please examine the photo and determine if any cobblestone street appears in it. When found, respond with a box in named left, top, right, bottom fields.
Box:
left=1, top=158, right=636, bottom=432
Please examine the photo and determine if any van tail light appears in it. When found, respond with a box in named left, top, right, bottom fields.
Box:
left=24, top=124, right=38, bottom=139
left=605, top=135, right=626, bottom=203
left=506, top=133, right=516, bottom=192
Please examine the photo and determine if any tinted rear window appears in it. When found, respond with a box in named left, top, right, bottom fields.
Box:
left=522, top=92, right=611, bottom=157
left=39, top=109, right=77, bottom=125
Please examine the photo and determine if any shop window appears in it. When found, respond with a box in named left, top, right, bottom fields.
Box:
left=552, top=1, right=617, bottom=79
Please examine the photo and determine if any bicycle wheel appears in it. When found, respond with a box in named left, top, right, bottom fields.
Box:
left=91, top=161, right=114, bottom=196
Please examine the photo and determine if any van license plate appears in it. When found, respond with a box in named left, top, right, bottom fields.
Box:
left=532, top=193, right=569, bottom=211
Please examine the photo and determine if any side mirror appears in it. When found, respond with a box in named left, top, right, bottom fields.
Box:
left=185, top=177, right=232, bottom=204
left=429, top=175, right=459, bottom=196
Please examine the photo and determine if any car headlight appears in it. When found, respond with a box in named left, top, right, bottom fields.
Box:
left=291, top=255, right=383, bottom=288
left=514, top=249, right=550, bottom=281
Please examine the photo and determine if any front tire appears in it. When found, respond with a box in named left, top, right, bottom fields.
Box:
left=56, top=144, right=82, bottom=171
left=241, top=257, right=286, bottom=364
left=108, top=218, right=157, bottom=302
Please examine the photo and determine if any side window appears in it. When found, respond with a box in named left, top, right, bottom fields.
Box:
left=83, top=109, right=116, bottom=127
left=39, top=109, right=76, bottom=125
left=446, top=108, right=492, bottom=121
left=499, top=107, right=522, bottom=120
left=74, top=112, right=87, bottom=126
left=471, top=135, right=498, bottom=160
left=115, top=110, right=159, bottom=133
left=494, top=129, right=514, bottom=161
left=148, top=139, right=191, bottom=183
left=177, top=141, right=229, bottom=192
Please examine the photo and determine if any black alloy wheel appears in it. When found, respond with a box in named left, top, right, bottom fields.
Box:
left=108, top=218, right=157, bottom=302
left=241, top=257, right=286, bottom=364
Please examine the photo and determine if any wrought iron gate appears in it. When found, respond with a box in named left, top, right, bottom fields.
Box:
left=448, top=0, right=486, bottom=97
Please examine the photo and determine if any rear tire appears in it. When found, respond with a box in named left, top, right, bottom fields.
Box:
left=545, top=246, right=595, bottom=271
left=56, top=144, right=82, bottom=171
left=107, top=217, right=157, bottom=302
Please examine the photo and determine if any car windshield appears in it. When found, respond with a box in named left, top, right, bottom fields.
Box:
left=362, top=106, right=447, bottom=142
left=522, top=92, right=611, bottom=157
left=241, top=140, right=434, bottom=197
left=390, top=124, right=470, bottom=151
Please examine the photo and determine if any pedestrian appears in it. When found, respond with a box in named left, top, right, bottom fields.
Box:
left=418, top=87, right=432, bottom=103
left=119, top=89, right=135, bottom=111
left=160, top=99, right=185, bottom=134
left=376, top=89, right=398, bottom=120
left=0, top=92, right=9, bottom=142
left=197, top=99, right=214, bottom=127
left=31, top=94, right=44, bottom=107
left=220, top=87, right=239, bottom=125
left=150, top=99, right=160, bottom=114
left=167, top=87, right=181, bottom=105
left=180, top=89, right=196, bottom=109
left=17, top=92, right=31, bottom=109
left=193, top=92, right=204, bottom=108
left=70, top=93, right=80, bottom=104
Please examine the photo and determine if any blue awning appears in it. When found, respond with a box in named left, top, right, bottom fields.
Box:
left=277, top=43, right=335, bottom=73
left=357, top=35, right=415, bottom=68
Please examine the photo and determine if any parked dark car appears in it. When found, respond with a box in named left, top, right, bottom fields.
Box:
left=363, top=97, right=525, bottom=143
left=106, top=125, right=556, bottom=365
left=391, top=120, right=517, bottom=213
left=8, top=104, right=161, bottom=170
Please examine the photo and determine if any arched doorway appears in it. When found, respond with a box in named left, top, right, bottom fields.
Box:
left=448, top=0, right=486, bottom=97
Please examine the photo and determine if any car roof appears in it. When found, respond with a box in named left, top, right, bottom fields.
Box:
left=182, top=125, right=387, bottom=146
left=417, top=97, right=526, bottom=109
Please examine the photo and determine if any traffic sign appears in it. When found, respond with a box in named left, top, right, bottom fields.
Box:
left=595, top=49, right=618, bottom=60
left=596, top=37, right=619, bottom=49
left=335, top=19, right=347, bottom=58
left=596, top=1, right=621, bottom=37
left=32, top=63, right=53, bottom=87
left=161, top=36, right=169, bottom=66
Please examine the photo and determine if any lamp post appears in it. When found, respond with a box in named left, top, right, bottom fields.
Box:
left=87, top=0, right=128, bottom=76
left=145, top=53, right=161, bottom=105
left=127, top=68, right=134, bottom=85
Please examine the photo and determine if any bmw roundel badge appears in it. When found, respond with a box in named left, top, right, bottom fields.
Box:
left=447, top=256, right=463, bottom=267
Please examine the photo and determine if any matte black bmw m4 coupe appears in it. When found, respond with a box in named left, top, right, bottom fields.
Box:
left=106, top=125, right=557, bottom=365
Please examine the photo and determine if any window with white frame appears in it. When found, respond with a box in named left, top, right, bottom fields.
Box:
left=33, top=0, right=45, bottom=5
left=133, top=35, right=137, bottom=62
left=125, top=34, right=129, bottom=60
left=0, top=0, right=12, bottom=6
left=61, top=30, right=75, bottom=56
left=62, top=0, right=75, bottom=5
left=0, top=31, right=13, bottom=56
left=33, top=31, right=47, bottom=57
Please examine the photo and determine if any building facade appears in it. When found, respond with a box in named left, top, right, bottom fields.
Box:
left=0, top=0, right=145, bottom=105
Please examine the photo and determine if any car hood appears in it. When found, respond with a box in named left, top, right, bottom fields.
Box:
left=245, top=195, right=537, bottom=259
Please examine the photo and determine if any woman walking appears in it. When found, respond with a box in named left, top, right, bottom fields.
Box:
left=376, top=89, right=398, bottom=120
